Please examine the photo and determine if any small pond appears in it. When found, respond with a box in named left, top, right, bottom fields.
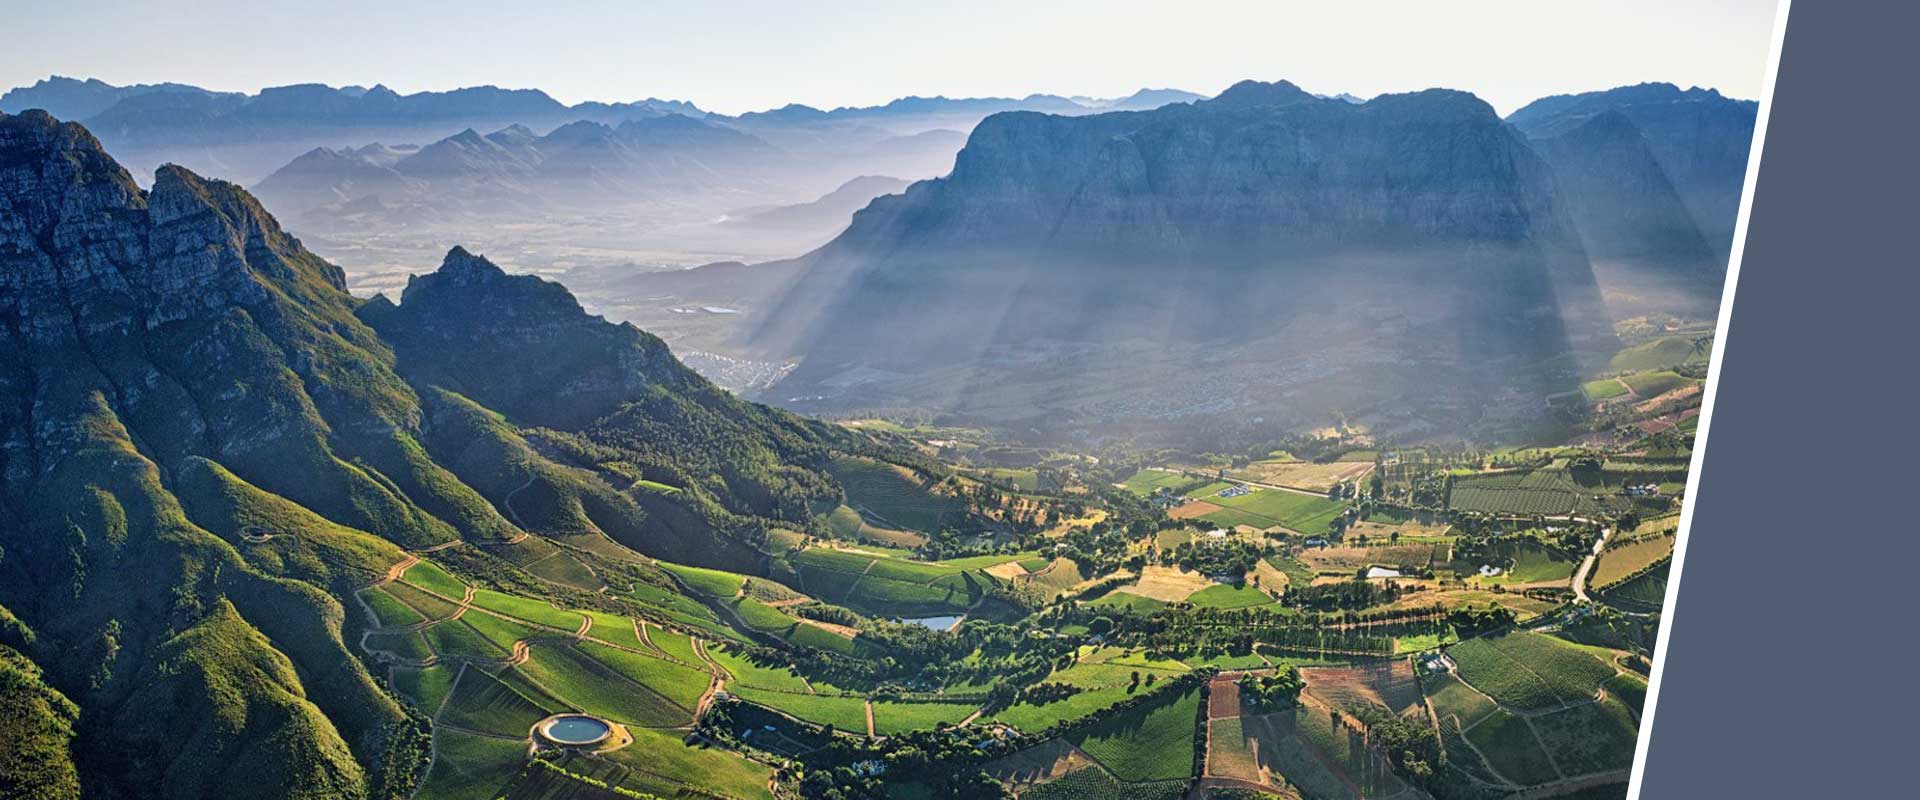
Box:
left=541, top=715, right=612, bottom=745
left=899, top=615, right=964, bottom=632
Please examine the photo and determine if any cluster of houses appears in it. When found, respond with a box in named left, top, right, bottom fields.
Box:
left=1622, top=483, right=1662, bottom=497
left=1216, top=484, right=1252, bottom=499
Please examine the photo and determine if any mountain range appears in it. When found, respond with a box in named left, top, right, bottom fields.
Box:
left=734, top=80, right=1615, bottom=438
left=0, top=108, right=888, bottom=798
left=251, top=115, right=787, bottom=219
left=0, top=77, right=1207, bottom=187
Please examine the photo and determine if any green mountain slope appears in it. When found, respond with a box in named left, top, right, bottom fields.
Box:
left=0, top=109, right=882, bottom=799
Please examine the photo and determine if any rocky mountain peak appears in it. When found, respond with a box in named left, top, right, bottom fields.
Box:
left=1203, top=78, right=1318, bottom=109
left=432, top=245, right=508, bottom=281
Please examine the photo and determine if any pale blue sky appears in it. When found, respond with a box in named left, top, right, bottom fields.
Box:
left=2, top=0, right=1782, bottom=115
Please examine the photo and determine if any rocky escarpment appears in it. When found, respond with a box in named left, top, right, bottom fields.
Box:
left=747, top=81, right=1613, bottom=432
left=1528, top=110, right=1723, bottom=309
left=1508, top=83, right=1757, bottom=264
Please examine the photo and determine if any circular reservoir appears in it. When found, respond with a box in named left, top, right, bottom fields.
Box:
left=537, top=715, right=612, bottom=746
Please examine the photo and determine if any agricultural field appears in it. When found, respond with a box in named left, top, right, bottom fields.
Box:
left=1066, top=687, right=1201, bottom=782
left=1601, top=560, right=1670, bottom=610
left=1298, top=543, right=1448, bottom=574
left=1609, top=335, right=1710, bottom=372
left=1015, top=765, right=1186, bottom=800
left=1186, top=583, right=1277, bottom=610
left=826, top=455, right=970, bottom=534
left=332, top=430, right=1666, bottom=800
left=1592, top=534, right=1677, bottom=587
left=1446, top=632, right=1618, bottom=711
left=1471, top=541, right=1578, bottom=586
left=786, top=545, right=1011, bottom=615
left=1581, top=378, right=1630, bottom=401
left=1202, top=486, right=1349, bottom=532
left=1229, top=458, right=1374, bottom=492
left=1301, top=660, right=1425, bottom=718
left=995, top=650, right=1190, bottom=733
left=1216, top=701, right=1409, bottom=799
left=1119, top=468, right=1209, bottom=497
left=1448, top=467, right=1631, bottom=517
left=1621, top=369, right=1699, bottom=399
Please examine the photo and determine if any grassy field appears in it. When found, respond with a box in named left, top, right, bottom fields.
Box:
left=1448, top=468, right=1630, bottom=518
left=438, top=667, right=554, bottom=737
left=362, top=588, right=426, bottom=627
left=1476, top=541, right=1578, bottom=585
left=516, top=644, right=692, bottom=727
left=730, top=686, right=871, bottom=732
left=828, top=455, right=968, bottom=533
left=383, top=582, right=462, bottom=621
left=1621, top=370, right=1699, bottom=398
left=423, top=618, right=507, bottom=659
left=1017, top=766, right=1186, bottom=800
left=1609, top=335, right=1709, bottom=372
left=659, top=561, right=747, bottom=598
left=392, top=664, right=459, bottom=715
left=1185, top=583, right=1276, bottom=610
left=1229, top=459, right=1373, bottom=492
left=1447, top=632, right=1618, bottom=711
left=1089, top=591, right=1170, bottom=615
left=365, top=629, right=433, bottom=660
left=1530, top=694, right=1640, bottom=777
left=402, top=559, right=468, bottom=598
left=460, top=611, right=541, bottom=651
left=469, top=589, right=583, bottom=631
left=1119, top=469, right=1208, bottom=497
left=415, top=727, right=536, bottom=800
left=596, top=727, right=774, bottom=799
left=1067, top=687, right=1201, bottom=783
left=871, top=701, right=978, bottom=734
left=1194, top=487, right=1347, bottom=532
left=1582, top=378, right=1630, bottom=401
left=1593, top=535, right=1677, bottom=587
left=576, top=641, right=711, bottom=710
left=788, top=546, right=1005, bottom=615
left=708, top=646, right=814, bottom=693
left=1422, top=670, right=1499, bottom=730
left=995, top=652, right=1190, bottom=732
left=1466, top=709, right=1560, bottom=786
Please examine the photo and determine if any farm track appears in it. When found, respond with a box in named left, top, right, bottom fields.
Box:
left=499, top=472, right=538, bottom=544
left=1571, top=524, right=1613, bottom=603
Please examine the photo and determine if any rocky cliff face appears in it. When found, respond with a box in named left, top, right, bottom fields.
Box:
left=0, top=110, right=852, bottom=799
left=747, top=82, right=1612, bottom=434
left=1508, top=83, right=1757, bottom=263
left=1528, top=110, right=1723, bottom=312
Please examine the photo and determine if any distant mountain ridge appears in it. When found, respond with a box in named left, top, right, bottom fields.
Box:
left=744, top=80, right=1613, bottom=435
left=0, top=76, right=1212, bottom=185
left=252, top=114, right=786, bottom=218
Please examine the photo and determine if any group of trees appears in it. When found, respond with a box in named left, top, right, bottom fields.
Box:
left=1238, top=666, right=1305, bottom=711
